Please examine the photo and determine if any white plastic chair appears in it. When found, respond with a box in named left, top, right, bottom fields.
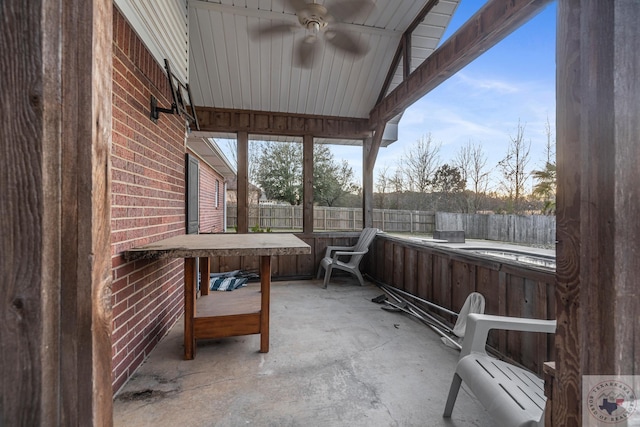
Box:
left=443, top=313, right=557, bottom=426
left=316, top=228, right=378, bottom=288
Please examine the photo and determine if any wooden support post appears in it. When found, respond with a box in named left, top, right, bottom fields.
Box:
left=303, top=134, right=314, bottom=234
left=555, top=1, right=640, bottom=425
left=363, top=137, right=374, bottom=228
left=1, top=0, right=113, bottom=424
left=259, top=255, right=271, bottom=353
left=363, top=124, right=385, bottom=228
left=237, top=131, right=249, bottom=233
left=184, top=258, right=197, bottom=360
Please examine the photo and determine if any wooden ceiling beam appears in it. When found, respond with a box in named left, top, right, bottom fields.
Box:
left=376, top=0, right=440, bottom=105
left=195, top=106, right=372, bottom=139
left=369, top=0, right=554, bottom=129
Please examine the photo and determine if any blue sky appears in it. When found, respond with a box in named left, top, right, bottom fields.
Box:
left=333, top=0, right=557, bottom=191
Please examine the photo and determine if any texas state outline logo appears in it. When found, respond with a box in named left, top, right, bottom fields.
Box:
left=584, top=376, right=638, bottom=425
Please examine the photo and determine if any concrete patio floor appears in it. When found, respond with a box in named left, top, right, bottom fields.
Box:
left=113, top=278, right=493, bottom=427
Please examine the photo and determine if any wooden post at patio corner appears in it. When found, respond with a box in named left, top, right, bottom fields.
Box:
left=362, top=124, right=384, bottom=228
left=555, top=1, right=581, bottom=422
left=237, top=131, right=249, bottom=233
left=184, top=258, right=197, bottom=360
left=555, top=1, right=640, bottom=425
left=1, top=0, right=113, bottom=425
left=259, top=255, right=271, bottom=353
left=302, top=134, right=314, bottom=234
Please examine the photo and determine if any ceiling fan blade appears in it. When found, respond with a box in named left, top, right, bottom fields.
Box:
left=325, top=0, right=376, bottom=23
left=283, top=0, right=310, bottom=13
left=295, top=35, right=321, bottom=69
left=324, top=29, right=367, bottom=56
left=250, top=22, right=299, bottom=39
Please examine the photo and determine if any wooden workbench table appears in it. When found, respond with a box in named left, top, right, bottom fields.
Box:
left=124, top=233, right=311, bottom=359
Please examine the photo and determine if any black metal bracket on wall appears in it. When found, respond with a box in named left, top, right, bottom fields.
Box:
left=149, top=59, right=200, bottom=131
left=149, top=94, right=176, bottom=123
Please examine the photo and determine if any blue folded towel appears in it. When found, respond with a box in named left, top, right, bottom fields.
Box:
left=210, top=276, right=248, bottom=291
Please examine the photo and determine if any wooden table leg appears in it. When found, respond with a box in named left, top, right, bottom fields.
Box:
left=199, top=256, right=210, bottom=296
left=259, top=255, right=271, bottom=353
left=184, top=257, right=197, bottom=360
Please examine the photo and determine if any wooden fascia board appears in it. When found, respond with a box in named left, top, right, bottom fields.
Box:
left=369, top=0, right=554, bottom=128
left=196, top=106, right=372, bottom=139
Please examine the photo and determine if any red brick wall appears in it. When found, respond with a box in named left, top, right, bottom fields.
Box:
left=189, top=150, right=226, bottom=233
left=111, top=8, right=186, bottom=393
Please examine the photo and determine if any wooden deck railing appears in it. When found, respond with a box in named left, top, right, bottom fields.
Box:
left=363, top=233, right=556, bottom=376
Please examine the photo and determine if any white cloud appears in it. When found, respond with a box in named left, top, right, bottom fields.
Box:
left=455, top=72, right=520, bottom=95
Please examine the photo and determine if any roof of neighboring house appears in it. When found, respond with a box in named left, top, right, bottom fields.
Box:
left=187, top=136, right=236, bottom=180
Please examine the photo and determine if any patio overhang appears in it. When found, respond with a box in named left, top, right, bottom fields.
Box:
left=189, top=0, right=558, bottom=233
left=188, top=0, right=462, bottom=124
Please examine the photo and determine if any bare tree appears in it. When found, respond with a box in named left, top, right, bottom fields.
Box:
left=390, top=168, right=405, bottom=192
left=532, top=116, right=556, bottom=214
left=401, top=133, right=441, bottom=193
left=225, top=139, right=238, bottom=165
left=375, top=165, right=390, bottom=209
left=388, top=167, right=405, bottom=209
left=454, top=141, right=490, bottom=212
left=498, top=120, right=531, bottom=213
left=224, top=138, right=263, bottom=187
left=543, top=116, right=555, bottom=164
left=453, top=142, right=471, bottom=186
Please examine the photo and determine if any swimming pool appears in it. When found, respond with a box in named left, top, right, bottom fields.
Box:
left=462, top=248, right=556, bottom=269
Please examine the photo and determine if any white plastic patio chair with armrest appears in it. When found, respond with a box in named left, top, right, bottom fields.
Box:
left=443, top=313, right=557, bottom=427
left=316, top=227, right=379, bottom=289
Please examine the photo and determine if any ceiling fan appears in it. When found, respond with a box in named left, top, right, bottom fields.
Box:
left=253, top=0, right=376, bottom=68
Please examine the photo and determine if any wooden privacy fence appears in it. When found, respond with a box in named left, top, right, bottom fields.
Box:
left=372, top=209, right=434, bottom=233
left=364, top=233, right=556, bottom=376
left=436, top=212, right=556, bottom=246
left=226, top=204, right=435, bottom=232
left=226, top=205, right=555, bottom=245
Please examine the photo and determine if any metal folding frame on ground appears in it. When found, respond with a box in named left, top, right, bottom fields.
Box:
left=373, top=283, right=485, bottom=351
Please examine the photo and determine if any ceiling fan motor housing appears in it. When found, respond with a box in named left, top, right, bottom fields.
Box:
left=298, top=4, right=329, bottom=32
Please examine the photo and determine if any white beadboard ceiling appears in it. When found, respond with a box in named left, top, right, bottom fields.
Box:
left=115, top=0, right=189, bottom=83
left=188, top=0, right=460, bottom=121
